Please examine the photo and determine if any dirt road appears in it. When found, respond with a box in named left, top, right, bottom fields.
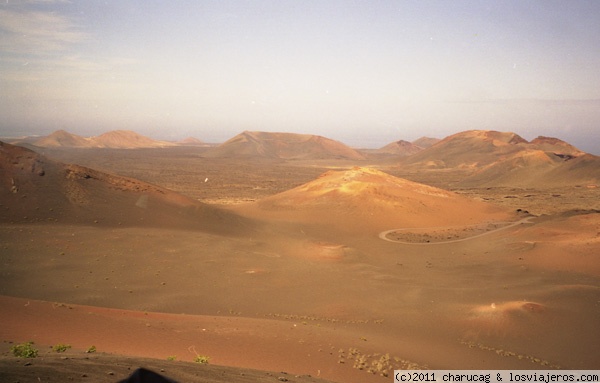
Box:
left=378, top=217, right=535, bottom=245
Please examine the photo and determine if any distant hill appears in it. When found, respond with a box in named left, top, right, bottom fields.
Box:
left=402, top=130, right=530, bottom=169
left=529, top=136, right=584, bottom=157
left=236, top=167, right=514, bottom=234
left=32, top=130, right=91, bottom=148
left=376, top=140, right=423, bottom=156
left=90, top=130, right=175, bottom=148
left=28, top=130, right=176, bottom=149
left=412, top=137, right=440, bottom=148
left=203, top=131, right=365, bottom=160
left=177, top=137, right=208, bottom=146
left=0, top=141, right=252, bottom=234
left=396, top=130, right=595, bottom=187
left=459, top=150, right=600, bottom=188
left=544, top=153, right=600, bottom=185
left=457, top=149, right=558, bottom=187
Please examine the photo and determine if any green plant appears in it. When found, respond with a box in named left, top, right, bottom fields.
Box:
left=166, top=355, right=177, bottom=361
left=194, top=355, right=210, bottom=364
left=52, top=343, right=71, bottom=353
left=11, top=342, right=38, bottom=358
left=86, top=345, right=97, bottom=353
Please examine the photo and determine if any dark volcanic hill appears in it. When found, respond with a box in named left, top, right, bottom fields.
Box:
left=0, top=141, right=252, bottom=234
left=203, top=131, right=365, bottom=160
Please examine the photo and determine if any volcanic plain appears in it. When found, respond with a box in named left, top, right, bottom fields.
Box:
left=1, top=130, right=599, bottom=382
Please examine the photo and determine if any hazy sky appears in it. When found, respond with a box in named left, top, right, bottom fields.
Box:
left=1, top=0, right=599, bottom=152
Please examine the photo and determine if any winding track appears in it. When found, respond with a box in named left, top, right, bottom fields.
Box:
left=378, top=217, right=535, bottom=245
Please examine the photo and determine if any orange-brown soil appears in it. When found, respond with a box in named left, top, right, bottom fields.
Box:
left=1, top=142, right=599, bottom=382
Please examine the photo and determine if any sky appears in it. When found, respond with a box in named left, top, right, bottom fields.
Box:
left=1, top=0, right=599, bottom=153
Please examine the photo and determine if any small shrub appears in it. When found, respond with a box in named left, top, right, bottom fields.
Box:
left=52, top=343, right=71, bottom=353
left=86, top=345, right=97, bottom=353
left=166, top=355, right=177, bottom=361
left=11, top=342, right=38, bottom=358
left=194, top=355, right=210, bottom=364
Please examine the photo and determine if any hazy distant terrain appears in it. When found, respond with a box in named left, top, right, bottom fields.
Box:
left=6, top=129, right=177, bottom=149
left=1, top=129, right=599, bottom=383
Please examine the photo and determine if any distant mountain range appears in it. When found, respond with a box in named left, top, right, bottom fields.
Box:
left=202, top=130, right=366, bottom=160
left=6, top=130, right=207, bottom=149
left=2, top=128, right=598, bottom=187
left=396, top=130, right=598, bottom=187
left=402, top=130, right=583, bottom=168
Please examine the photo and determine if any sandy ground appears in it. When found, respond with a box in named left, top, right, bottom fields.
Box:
left=2, top=211, right=599, bottom=378
left=1, top=147, right=599, bottom=382
left=0, top=295, right=364, bottom=382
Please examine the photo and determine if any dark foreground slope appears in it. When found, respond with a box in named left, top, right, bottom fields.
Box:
left=0, top=346, right=334, bottom=383
left=0, top=141, right=253, bottom=234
